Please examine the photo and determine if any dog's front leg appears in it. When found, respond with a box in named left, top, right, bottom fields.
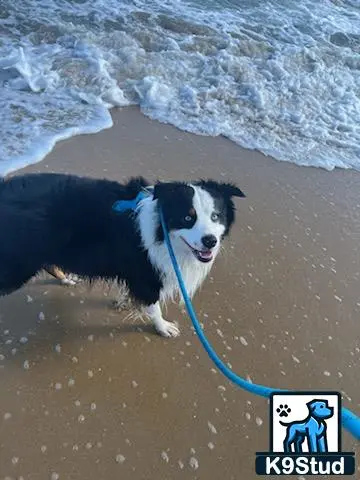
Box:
left=317, top=435, right=327, bottom=453
left=307, top=432, right=318, bottom=453
left=144, top=302, right=180, bottom=338
left=127, top=276, right=180, bottom=338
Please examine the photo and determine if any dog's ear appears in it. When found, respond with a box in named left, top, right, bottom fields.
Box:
left=196, top=180, right=246, bottom=198
left=307, top=400, right=317, bottom=411
left=153, top=182, right=175, bottom=203
left=153, top=182, right=193, bottom=203
left=218, top=182, right=246, bottom=198
left=125, top=176, right=150, bottom=196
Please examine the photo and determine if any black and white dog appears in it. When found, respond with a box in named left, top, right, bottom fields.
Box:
left=0, top=174, right=245, bottom=337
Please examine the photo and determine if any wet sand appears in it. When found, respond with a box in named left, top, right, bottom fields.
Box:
left=1, top=107, right=359, bottom=479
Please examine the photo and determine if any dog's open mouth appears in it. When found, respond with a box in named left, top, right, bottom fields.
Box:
left=181, top=237, right=214, bottom=263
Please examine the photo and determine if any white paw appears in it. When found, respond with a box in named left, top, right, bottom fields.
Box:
left=155, top=320, right=180, bottom=338
left=61, top=275, right=80, bottom=286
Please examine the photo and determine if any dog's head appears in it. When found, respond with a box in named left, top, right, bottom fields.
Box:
left=153, top=180, right=245, bottom=263
left=307, top=400, right=334, bottom=420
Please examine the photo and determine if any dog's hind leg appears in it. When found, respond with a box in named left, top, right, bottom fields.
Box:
left=283, top=436, right=292, bottom=453
left=45, top=265, right=79, bottom=286
left=294, top=437, right=304, bottom=453
left=283, top=426, right=298, bottom=453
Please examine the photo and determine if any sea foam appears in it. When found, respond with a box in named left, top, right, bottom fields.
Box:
left=1, top=0, right=360, bottom=173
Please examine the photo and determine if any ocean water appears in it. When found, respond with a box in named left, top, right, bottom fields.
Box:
left=1, top=0, right=360, bottom=175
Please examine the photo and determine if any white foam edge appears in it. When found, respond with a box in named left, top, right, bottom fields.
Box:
left=0, top=106, right=113, bottom=177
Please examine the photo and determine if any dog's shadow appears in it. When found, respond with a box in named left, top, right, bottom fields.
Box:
left=0, top=280, right=161, bottom=363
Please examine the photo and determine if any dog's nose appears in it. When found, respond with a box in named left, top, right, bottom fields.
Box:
left=202, top=234, right=217, bottom=249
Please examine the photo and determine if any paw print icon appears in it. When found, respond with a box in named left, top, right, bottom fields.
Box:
left=277, top=404, right=291, bottom=418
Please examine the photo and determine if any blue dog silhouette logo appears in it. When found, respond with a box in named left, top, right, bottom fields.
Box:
left=270, top=392, right=340, bottom=454
left=280, top=399, right=333, bottom=453
left=255, top=392, right=356, bottom=475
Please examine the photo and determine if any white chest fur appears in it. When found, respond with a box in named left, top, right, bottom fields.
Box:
left=150, top=242, right=212, bottom=303
left=137, top=196, right=213, bottom=303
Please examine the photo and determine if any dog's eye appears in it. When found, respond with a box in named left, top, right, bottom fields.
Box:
left=211, top=212, right=219, bottom=222
left=184, top=215, right=192, bottom=222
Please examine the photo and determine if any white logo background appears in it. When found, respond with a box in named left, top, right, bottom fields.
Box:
left=271, top=393, right=340, bottom=453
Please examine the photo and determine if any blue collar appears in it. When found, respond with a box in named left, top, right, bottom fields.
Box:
left=112, top=189, right=152, bottom=214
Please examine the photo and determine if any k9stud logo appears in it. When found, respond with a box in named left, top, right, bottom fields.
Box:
left=255, top=392, right=355, bottom=476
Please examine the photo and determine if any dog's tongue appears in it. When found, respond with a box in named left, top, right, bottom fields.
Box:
left=198, top=250, right=212, bottom=260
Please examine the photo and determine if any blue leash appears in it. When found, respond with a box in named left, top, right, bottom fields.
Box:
left=113, top=192, right=360, bottom=441
left=159, top=209, right=360, bottom=442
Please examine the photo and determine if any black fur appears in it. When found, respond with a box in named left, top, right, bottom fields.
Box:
left=0, top=173, right=162, bottom=305
left=154, top=182, right=196, bottom=242
left=0, top=173, right=244, bottom=307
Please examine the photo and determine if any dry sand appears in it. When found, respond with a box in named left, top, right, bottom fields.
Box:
left=0, top=107, right=359, bottom=479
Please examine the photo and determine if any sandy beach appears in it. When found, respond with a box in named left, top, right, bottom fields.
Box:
left=0, top=107, right=359, bottom=479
